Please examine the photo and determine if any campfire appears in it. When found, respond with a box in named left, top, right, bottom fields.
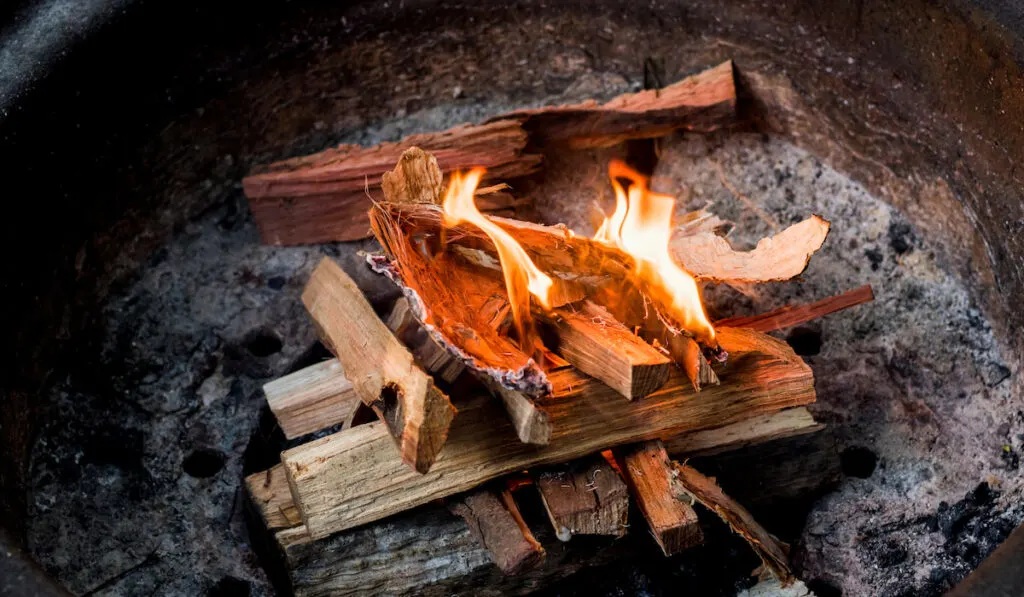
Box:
left=244, top=62, right=873, bottom=593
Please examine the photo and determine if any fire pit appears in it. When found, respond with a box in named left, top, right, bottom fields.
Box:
left=2, top=1, right=1023, bottom=597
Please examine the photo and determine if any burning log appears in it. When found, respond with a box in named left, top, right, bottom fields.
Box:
left=302, top=257, right=456, bottom=473
left=263, top=359, right=359, bottom=440
left=716, top=284, right=875, bottom=332
left=670, top=215, right=831, bottom=283
left=449, top=486, right=545, bottom=575
left=533, top=454, right=629, bottom=541
left=280, top=327, right=814, bottom=540
left=541, top=301, right=672, bottom=400
left=386, top=296, right=466, bottom=384
left=671, top=462, right=794, bottom=585
left=615, top=441, right=702, bottom=556
left=243, top=61, right=737, bottom=245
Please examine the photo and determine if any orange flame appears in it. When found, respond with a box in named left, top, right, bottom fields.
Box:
left=441, top=168, right=553, bottom=353
left=595, top=160, right=716, bottom=345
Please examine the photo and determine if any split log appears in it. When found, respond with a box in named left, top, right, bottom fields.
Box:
left=243, top=61, right=736, bottom=245
left=542, top=301, right=672, bottom=400
left=263, top=359, right=359, bottom=440
left=244, top=120, right=541, bottom=244
left=716, top=285, right=874, bottom=332
left=449, top=486, right=545, bottom=575
left=669, top=215, right=831, bottom=283
left=247, top=407, right=832, bottom=597
left=638, top=314, right=719, bottom=392
left=533, top=454, right=629, bottom=541
left=671, top=462, right=794, bottom=585
left=281, top=326, right=815, bottom=540
left=615, top=441, right=702, bottom=556
left=500, top=60, right=736, bottom=148
left=662, top=407, right=820, bottom=458
left=302, top=257, right=456, bottom=473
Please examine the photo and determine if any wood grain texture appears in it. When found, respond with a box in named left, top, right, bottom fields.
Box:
left=716, top=285, right=874, bottom=332
left=615, top=441, right=702, bottom=556
left=502, top=60, right=736, bottom=148
left=251, top=422, right=834, bottom=597
left=671, top=462, right=794, bottom=585
left=244, top=120, right=540, bottom=244
left=449, top=487, right=545, bottom=575
left=483, top=378, right=551, bottom=445
left=246, top=464, right=302, bottom=532
left=662, top=407, right=820, bottom=458
left=386, top=296, right=465, bottom=384
left=534, top=454, right=629, bottom=540
left=263, top=359, right=359, bottom=440
left=302, top=257, right=456, bottom=473
left=545, top=301, right=671, bottom=400
left=282, top=326, right=815, bottom=540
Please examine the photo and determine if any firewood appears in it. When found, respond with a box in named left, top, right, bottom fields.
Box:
left=615, top=441, right=702, bottom=556
left=639, top=314, right=720, bottom=392
left=671, top=462, right=794, bottom=585
left=533, top=454, right=629, bottom=541
left=662, top=407, right=820, bottom=458
left=542, top=301, right=671, bottom=400
left=244, top=120, right=541, bottom=244
left=302, top=257, right=456, bottom=473
left=449, top=486, right=545, bottom=575
left=716, top=285, right=875, bottom=332
left=247, top=464, right=303, bottom=532
left=281, top=327, right=815, bottom=540
left=669, top=215, right=831, bottom=283
left=263, top=359, right=359, bottom=440
left=499, top=60, right=736, bottom=148
left=244, top=62, right=736, bottom=245
left=247, top=408, right=832, bottom=597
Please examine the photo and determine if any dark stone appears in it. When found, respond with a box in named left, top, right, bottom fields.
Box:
left=840, top=446, right=878, bottom=478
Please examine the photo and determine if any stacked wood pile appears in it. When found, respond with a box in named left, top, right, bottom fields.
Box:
left=242, top=62, right=874, bottom=596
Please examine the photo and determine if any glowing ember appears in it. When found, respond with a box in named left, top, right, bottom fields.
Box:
left=594, top=160, right=717, bottom=345
left=441, top=167, right=554, bottom=354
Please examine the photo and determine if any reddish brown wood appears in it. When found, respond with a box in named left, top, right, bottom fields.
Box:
left=450, top=486, right=545, bottom=575
left=533, top=454, right=629, bottom=541
left=716, top=285, right=874, bottom=332
left=243, top=62, right=736, bottom=245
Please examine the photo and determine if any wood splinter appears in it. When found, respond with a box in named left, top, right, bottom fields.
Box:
left=449, top=485, right=545, bottom=575
left=302, top=257, right=456, bottom=473
left=671, top=461, right=794, bottom=585
left=534, top=453, right=629, bottom=541
left=716, top=284, right=875, bottom=332
left=616, top=440, right=703, bottom=556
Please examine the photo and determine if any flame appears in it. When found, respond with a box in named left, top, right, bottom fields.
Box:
left=441, top=168, right=553, bottom=354
left=595, top=160, right=716, bottom=345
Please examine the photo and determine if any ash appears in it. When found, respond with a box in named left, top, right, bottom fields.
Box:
left=653, top=132, right=1021, bottom=597
left=24, top=123, right=1019, bottom=596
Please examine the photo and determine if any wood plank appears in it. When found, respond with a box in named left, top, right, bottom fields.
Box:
left=281, top=327, right=816, bottom=540
left=544, top=301, right=672, bottom=400
left=671, top=462, right=793, bottom=584
left=263, top=359, right=359, bottom=440
left=615, top=441, right=702, bottom=556
left=449, top=486, right=545, bottom=575
left=662, top=407, right=821, bottom=458
left=302, top=257, right=456, bottom=473
left=716, top=285, right=875, bottom=332
left=533, top=454, right=629, bottom=541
